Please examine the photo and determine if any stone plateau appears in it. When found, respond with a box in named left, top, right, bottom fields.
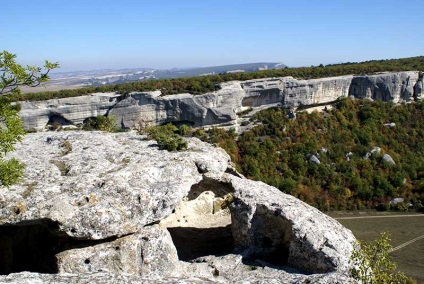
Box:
left=0, top=131, right=358, bottom=283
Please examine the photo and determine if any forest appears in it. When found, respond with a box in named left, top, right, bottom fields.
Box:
left=17, top=56, right=424, bottom=102
left=199, top=98, right=424, bottom=212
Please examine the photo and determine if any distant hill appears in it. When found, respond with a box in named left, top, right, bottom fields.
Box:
left=22, top=62, right=285, bottom=93
left=154, top=62, right=286, bottom=78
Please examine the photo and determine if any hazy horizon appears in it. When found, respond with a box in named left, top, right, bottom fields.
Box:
left=4, top=0, right=423, bottom=72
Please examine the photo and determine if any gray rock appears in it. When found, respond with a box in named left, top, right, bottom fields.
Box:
left=363, top=147, right=381, bottom=159
left=349, top=72, right=418, bottom=102
left=228, top=176, right=356, bottom=274
left=383, top=122, right=396, bottom=127
left=414, top=78, right=423, bottom=100
left=1, top=132, right=229, bottom=239
left=0, top=270, right=358, bottom=284
left=0, top=132, right=358, bottom=282
left=56, top=225, right=181, bottom=278
left=309, top=154, right=321, bottom=165
left=18, top=92, right=120, bottom=130
left=382, top=153, right=396, bottom=166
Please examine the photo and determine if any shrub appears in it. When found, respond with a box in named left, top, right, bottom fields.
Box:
left=59, top=140, right=73, bottom=156
left=83, top=115, right=118, bottom=132
left=350, top=232, right=413, bottom=284
left=0, top=97, right=26, bottom=187
left=179, top=124, right=192, bottom=136
left=0, top=158, right=25, bottom=187
left=145, top=123, right=187, bottom=152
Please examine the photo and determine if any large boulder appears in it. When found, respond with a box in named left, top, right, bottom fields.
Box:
left=0, top=131, right=357, bottom=282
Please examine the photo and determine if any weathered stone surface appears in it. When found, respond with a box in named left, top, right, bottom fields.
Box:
left=0, top=132, right=358, bottom=282
left=109, top=82, right=245, bottom=129
left=349, top=72, right=418, bottom=102
left=0, top=132, right=229, bottom=239
left=56, top=225, right=181, bottom=278
left=282, top=76, right=353, bottom=108
left=228, top=176, right=356, bottom=274
left=19, top=93, right=120, bottom=130
left=414, top=79, right=423, bottom=100
left=19, top=71, right=421, bottom=131
left=0, top=270, right=358, bottom=284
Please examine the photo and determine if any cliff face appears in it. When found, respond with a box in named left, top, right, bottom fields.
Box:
left=18, top=71, right=423, bottom=130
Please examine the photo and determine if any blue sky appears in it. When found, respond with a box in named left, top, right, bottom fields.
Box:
left=3, top=0, right=423, bottom=72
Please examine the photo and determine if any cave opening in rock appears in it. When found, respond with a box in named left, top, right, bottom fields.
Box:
left=167, top=120, right=195, bottom=128
left=187, top=177, right=234, bottom=201
left=0, top=219, right=61, bottom=274
left=167, top=225, right=234, bottom=261
left=247, top=205, right=292, bottom=267
left=47, top=114, right=73, bottom=129
left=162, top=178, right=235, bottom=261
left=0, top=219, right=119, bottom=275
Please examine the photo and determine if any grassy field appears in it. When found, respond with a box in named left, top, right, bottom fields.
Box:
left=328, top=212, right=424, bottom=283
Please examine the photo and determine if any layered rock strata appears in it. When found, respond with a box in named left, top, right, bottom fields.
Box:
left=19, top=71, right=423, bottom=131
left=0, top=132, right=358, bottom=283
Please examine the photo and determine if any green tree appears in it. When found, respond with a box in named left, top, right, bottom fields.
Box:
left=0, top=51, right=59, bottom=186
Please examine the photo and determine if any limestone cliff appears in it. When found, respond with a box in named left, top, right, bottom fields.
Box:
left=0, top=132, right=358, bottom=283
left=18, top=71, right=422, bottom=131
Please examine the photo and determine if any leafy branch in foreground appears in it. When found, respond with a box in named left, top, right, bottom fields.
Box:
left=350, top=232, right=414, bottom=284
left=0, top=50, right=59, bottom=96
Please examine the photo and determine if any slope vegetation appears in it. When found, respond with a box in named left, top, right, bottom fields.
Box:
left=205, top=98, right=424, bottom=211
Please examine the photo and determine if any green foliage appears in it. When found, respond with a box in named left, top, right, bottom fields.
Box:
left=17, top=56, right=424, bottom=102
left=350, top=232, right=413, bottom=284
left=0, top=158, right=25, bottom=187
left=1, top=50, right=59, bottom=96
left=199, top=99, right=424, bottom=211
left=145, top=123, right=188, bottom=151
left=0, top=96, right=26, bottom=186
left=0, top=51, right=58, bottom=187
left=0, top=98, right=25, bottom=154
left=179, top=124, right=192, bottom=136
left=83, top=115, right=118, bottom=132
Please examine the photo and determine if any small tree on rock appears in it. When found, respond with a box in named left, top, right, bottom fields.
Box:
left=0, top=51, right=59, bottom=186
left=350, top=232, right=414, bottom=284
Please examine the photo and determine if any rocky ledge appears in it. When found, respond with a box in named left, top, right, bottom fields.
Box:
left=19, top=71, right=423, bottom=131
left=0, top=132, right=358, bottom=283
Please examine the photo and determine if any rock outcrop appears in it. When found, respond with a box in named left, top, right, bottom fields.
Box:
left=0, top=131, right=358, bottom=283
left=18, top=71, right=423, bottom=131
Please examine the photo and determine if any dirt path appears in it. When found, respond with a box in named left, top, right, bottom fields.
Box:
left=391, top=234, right=424, bottom=252
left=334, top=214, right=424, bottom=220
